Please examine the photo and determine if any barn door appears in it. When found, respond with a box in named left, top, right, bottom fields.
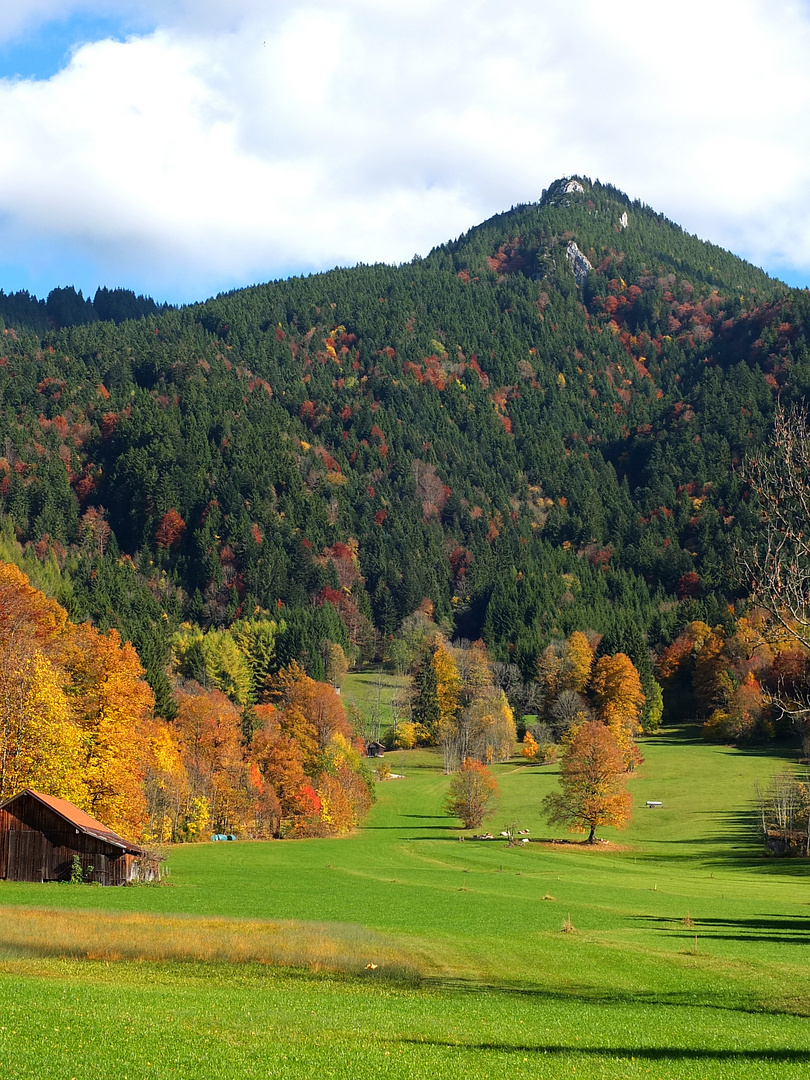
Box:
left=93, top=854, right=109, bottom=886
left=7, top=831, right=46, bottom=881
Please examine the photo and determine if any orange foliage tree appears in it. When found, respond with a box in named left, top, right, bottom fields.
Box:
left=0, top=562, right=67, bottom=651
left=155, top=508, right=186, bottom=550
left=542, top=721, right=632, bottom=843
left=174, top=683, right=247, bottom=834
left=704, top=671, right=766, bottom=744
left=444, top=758, right=499, bottom=829
left=316, top=734, right=374, bottom=835
left=265, top=660, right=351, bottom=753
left=521, top=730, right=539, bottom=760
left=256, top=663, right=373, bottom=836
left=252, top=720, right=310, bottom=820
left=657, top=621, right=713, bottom=683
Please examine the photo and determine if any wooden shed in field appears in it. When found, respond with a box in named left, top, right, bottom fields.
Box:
left=0, top=789, right=157, bottom=885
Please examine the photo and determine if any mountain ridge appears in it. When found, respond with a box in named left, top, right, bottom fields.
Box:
left=0, top=177, right=807, bottom=714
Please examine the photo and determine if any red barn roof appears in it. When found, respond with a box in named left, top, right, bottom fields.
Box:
left=0, top=789, right=143, bottom=854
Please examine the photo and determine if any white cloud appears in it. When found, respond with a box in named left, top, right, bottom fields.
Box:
left=1, top=0, right=809, bottom=301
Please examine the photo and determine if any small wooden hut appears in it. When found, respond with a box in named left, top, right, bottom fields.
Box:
left=366, top=741, right=386, bottom=758
left=0, top=789, right=157, bottom=885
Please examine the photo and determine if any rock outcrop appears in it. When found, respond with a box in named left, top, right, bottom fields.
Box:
left=565, top=241, right=593, bottom=286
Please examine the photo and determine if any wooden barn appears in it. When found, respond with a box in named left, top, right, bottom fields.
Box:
left=0, top=789, right=158, bottom=885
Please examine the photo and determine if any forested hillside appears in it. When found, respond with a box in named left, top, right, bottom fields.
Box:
left=1, top=176, right=807, bottom=717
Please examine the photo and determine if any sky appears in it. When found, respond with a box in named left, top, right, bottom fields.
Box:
left=1, top=0, right=809, bottom=305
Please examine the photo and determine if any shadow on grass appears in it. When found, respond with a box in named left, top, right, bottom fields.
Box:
left=364, top=824, right=457, bottom=833
left=645, top=723, right=801, bottom=763
left=397, top=1036, right=810, bottom=1063
left=632, top=912, right=810, bottom=945
left=634, top=805, right=810, bottom=874
left=421, top=975, right=810, bottom=1018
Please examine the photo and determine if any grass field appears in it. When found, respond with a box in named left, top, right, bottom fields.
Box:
left=341, top=669, right=409, bottom=737
left=1, top=725, right=808, bottom=1079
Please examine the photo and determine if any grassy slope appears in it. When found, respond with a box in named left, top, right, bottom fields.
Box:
left=0, top=727, right=808, bottom=1079
left=341, top=669, right=409, bottom=735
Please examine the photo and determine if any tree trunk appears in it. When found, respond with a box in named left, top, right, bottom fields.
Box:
left=587, top=825, right=595, bottom=843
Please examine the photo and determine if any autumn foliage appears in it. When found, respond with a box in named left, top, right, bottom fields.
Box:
left=542, top=721, right=632, bottom=843
left=445, top=758, right=500, bottom=829
left=0, top=563, right=153, bottom=837
left=0, top=563, right=374, bottom=844
left=155, top=508, right=186, bottom=550
left=590, top=653, right=645, bottom=770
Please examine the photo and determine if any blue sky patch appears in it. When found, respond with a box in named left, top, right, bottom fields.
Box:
left=0, top=12, right=151, bottom=82
left=759, top=261, right=810, bottom=292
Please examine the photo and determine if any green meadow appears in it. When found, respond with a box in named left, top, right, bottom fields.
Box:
left=341, top=669, right=409, bottom=734
left=1, top=726, right=808, bottom=1079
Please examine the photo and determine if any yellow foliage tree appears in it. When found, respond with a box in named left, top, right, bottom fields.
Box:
left=560, top=631, right=594, bottom=693
left=452, top=641, right=492, bottom=706
left=589, top=653, right=645, bottom=770
left=690, top=629, right=726, bottom=716
left=433, top=643, right=462, bottom=772
left=0, top=651, right=85, bottom=804
left=433, top=643, right=461, bottom=726
left=393, top=720, right=418, bottom=749
left=60, top=622, right=154, bottom=837
left=140, top=719, right=189, bottom=843
left=465, top=688, right=516, bottom=763
left=0, top=563, right=75, bottom=800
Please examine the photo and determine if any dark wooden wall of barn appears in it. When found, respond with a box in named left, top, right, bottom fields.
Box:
left=0, top=793, right=135, bottom=885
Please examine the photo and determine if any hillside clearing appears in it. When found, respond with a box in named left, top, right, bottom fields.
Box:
left=0, top=727, right=808, bottom=1078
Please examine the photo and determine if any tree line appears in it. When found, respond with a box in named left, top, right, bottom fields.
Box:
left=0, top=562, right=373, bottom=842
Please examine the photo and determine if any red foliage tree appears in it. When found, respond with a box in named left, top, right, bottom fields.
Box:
left=155, top=508, right=186, bottom=550
left=677, top=572, right=701, bottom=600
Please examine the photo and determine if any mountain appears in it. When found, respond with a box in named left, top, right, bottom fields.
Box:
left=1, top=176, right=807, bottom=711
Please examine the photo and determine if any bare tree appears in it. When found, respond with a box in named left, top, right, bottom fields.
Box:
left=548, top=690, right=591, bottom=738
left=739, top=403, right=810, bottom=753
left=755, top=772, right=810, bottom=856
left=492, top=662, right=544, bottom=720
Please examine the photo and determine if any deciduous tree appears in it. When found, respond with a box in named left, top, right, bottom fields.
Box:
left=589, top=653, right=645, bottom=769
left=174, top=683, right=244, bottom=833
left=559, top=631, right=594, bottom=693
left=60, top=621, right=154, bottom=836
left=542, top=721, right=632, bottom=843
left=0, top=650, right=84, bottom=803
left=739, top=404, right=810, bottom=751
left=445, top=758, right=500, bottom=829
